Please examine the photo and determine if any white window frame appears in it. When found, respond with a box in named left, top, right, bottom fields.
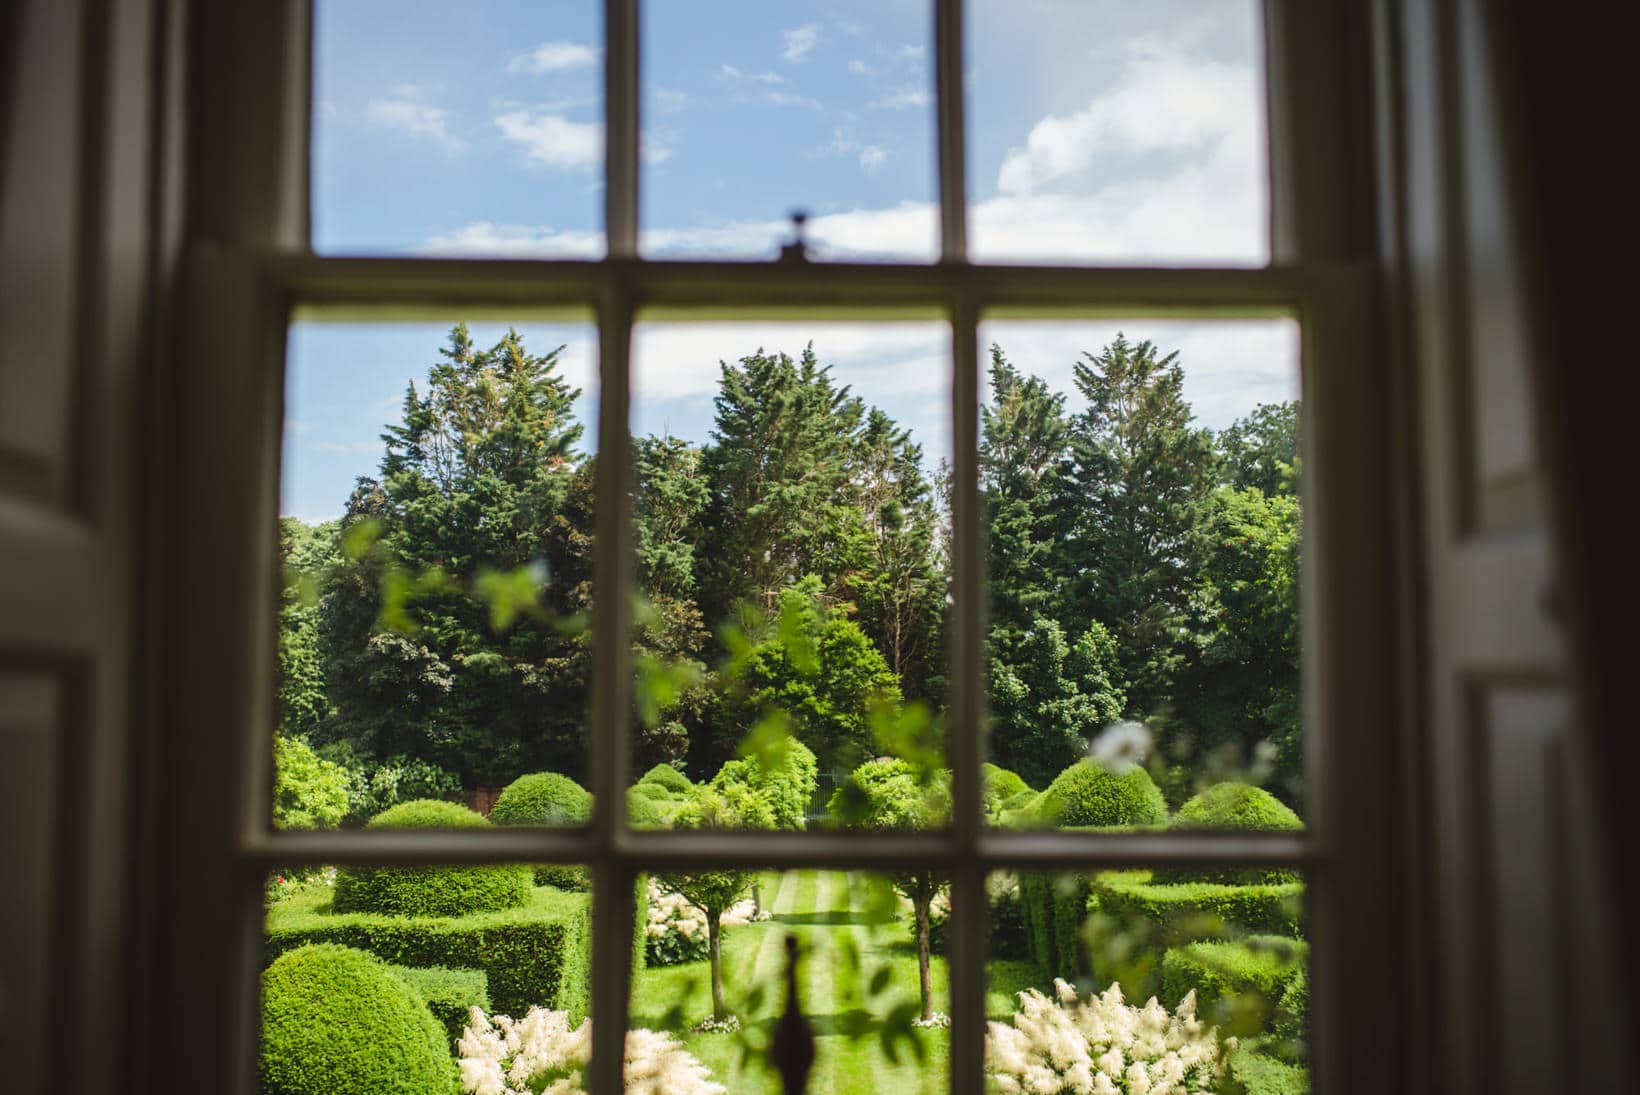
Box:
left=166, top=2, right=1406, bottom=1091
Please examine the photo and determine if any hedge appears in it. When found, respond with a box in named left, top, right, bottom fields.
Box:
left=1089, top=871, right=1305, bottom=944
left=1017, top=871, right=1093, bottom=980
left=389, top=964, right=490, bottom=1041
left=260, top=944, right=454, bottom=1095
left=639, top=762, right=693, bottom=794
left=266, top=884, right=591, bottom=1019
left=1031, top=761, right=1169, bottom=828
left=1160, top=936, right=1308, bottom=1033
left=490, top=773, right=594, bottom=890
left=1226, top=1046, right=1309, bottom=1095
left=332, top=801, right=533, bottom=918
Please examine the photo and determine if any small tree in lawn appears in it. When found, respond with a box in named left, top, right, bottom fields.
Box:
left=662, top=782, right=777, bottom=1024
left=828, top=757, right=952, bottom=1022
left=711, top=725, right=818, bottom=914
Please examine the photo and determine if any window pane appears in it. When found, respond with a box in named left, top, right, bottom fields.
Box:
left=632, top=869, right=951, bottom=1093
left=639, top=2, right=937, bottom=261
left=967, top=0, right=1269, bottom=265
left=628, top=321, right=952, bottom=831
left=277, top=319, right=597, bottom=829
left=312, top=0, right=604, bottom=257
left=261, top=862, right=596, bottom=1087
left=976, top=319, right=1304, bottom=828
left=988, top=868, right=1309, bottom=1092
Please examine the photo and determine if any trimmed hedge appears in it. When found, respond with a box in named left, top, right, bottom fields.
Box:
left=490, top=773, right=594, bottom=890
left=1163, top=782, right=1304, bottom=884
left=1018, top=871, right=1094, bottom=979
left=1227, top=1047, right=1309, bottom=1095
left=390, top=964, right=490, bottom=1041
left=260, top=944, right=453, bottom=1095
left=266, top=884, right=591, bottom=1019
left=1089, top=871, right=1305, bottom=944
left=332, top=801, right=532, bottom=918
left=639, top=762, right=693, bottom=794
left=1160, top=936, right=1308, bottom=1030
left=627, top=787, right=669, bottom=829
left=1032, top=761, right=1169, bottom=828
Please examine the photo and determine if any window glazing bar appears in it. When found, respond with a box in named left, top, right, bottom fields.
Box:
left=604, top=0, right=639, bottom=256
left=935, top=0, right=968, bottom=261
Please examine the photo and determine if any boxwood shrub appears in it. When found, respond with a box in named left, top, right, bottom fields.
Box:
left=260, top=943, right=454, bottom=1095
left=332, top=801, right=532, bottom=917
left=1032, top=761, right=1169, bottom=828
left=490, top=773, right=594, bottom=889
left=1017, top=871, right=1094, bottom=980
left=266, top=884, right=591, bottom=1019
left=1089, top=871, right=1305, bottom=944
left=1161, top=782, right=1304, bottom=884
left=1160, top=935, right=1308, bottom=1029
left=389, top=964, right=490, bottom=1042
left=638, top=762, right=692, bottom=794
left=1226, top=1046, right=1309, bottom=1095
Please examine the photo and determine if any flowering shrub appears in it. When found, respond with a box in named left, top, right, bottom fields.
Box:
left=985, top=979, right=1233, bottom=1094
left=644, top=879, right=765, bottom=967
left=458, top=1007, right=725, bottom=1095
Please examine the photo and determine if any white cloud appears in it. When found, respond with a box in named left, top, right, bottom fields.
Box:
left=781, top=23, right=820, bottom=63
left=859, top=145, right=887, bottom=172
left=651, top=87, right=689, bottom=115
left=813, top=127, right=892, bottom=176
left=718, top=64, right=820, bottom=110
left=869, top=85, right=932, bottom=110
left=719, top=64, right=784, bottom=85
left=508, top=41, right=600, bottom=74
left=847, top=58, right=870, bottom=75
left=366, top=86, right=462, bottom=151
left=494, top=111, right=602, bottom=170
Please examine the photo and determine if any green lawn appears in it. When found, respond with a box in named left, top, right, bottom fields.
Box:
left=630, top=871, right=1044, bottom=1094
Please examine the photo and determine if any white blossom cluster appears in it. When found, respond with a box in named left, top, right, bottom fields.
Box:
left=457, top=1007, right=725, bottom=1095
left=645, top=879, right=763, bottom=942
left=985, top=980, right=1233, bottom=1095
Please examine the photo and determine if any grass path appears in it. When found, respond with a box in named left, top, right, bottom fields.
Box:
left=632, top=870, right=964, bottom=1093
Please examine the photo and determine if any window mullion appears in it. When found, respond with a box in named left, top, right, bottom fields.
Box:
left=935, top=0, right=968, bottom=262
left=604, top=0, right=639, bottom=256
left=587, top=267, right=636, bottom=1095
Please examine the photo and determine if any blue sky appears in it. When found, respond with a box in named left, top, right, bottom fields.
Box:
left=285, top=1, right=1290, bottom=520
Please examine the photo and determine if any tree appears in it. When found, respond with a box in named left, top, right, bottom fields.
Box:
left=272, top=735, right=350, bottom=830
left=710, top=578, right=902, bottom=772
left=827, top=758, right=952, bottom=1021
left=277, top=518, right=340, bottom=738
left=1218, top=400, right=1301, bottom=498
left=661, top=783, right=777, bottom=1021
left=1060, top=334, right=1217, bottom=716
left=987, top=617, right=1125, bottom=787
left=316, top=325, right=594, bottom=786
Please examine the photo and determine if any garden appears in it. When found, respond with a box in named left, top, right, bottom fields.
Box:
left=267, top=326, right=1308, bottom=1092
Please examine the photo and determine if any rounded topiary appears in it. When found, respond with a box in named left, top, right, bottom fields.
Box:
left=331, top=800, right=532, bottom=917
left=639, top=762, right=692, bottom=794
left=627, top=786, right=668, bottom=829
left=1165, top=782, right=1304, bottom=883
left=489, top=772, right=592, bottom=827
left=260, top=944, right=453, bottom=1095
left=631, top=780, right=676, bottom=805
left=489, top=773, right=594, bottom=890
left=1002, top=789, right=1037, bottom=812
left=1033, top=760, right=1169, bottom=828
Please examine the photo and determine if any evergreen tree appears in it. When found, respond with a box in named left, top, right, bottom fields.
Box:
left=277, top=517, right=340, bottom=737
left=1218, top=400, right=1301, bottom=497
left=1060, top=334, right=1216, bottom=717
left=987, top=617, right=1125, bottom=787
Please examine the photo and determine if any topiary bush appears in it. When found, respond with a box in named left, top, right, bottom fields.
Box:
left=1031, top=760, right=1169, bottom=828
left=1163, top=782, right=1304, bottom=883
left=1089, top=871, right=1306, bottom=944
left=639, top=762, right=693, bottom=794
left=266, top=884, right=591, bottom=1019
left=981, top=762, right=1032, bottom=817
left=627, top=787, right=668, bottom=829
left=260, top=944, right=454, bottom=1095
left=389, top=964, right=489, bottom=1042
left=489, top=774, right=594, bottom=889
left=331, top=801, right=532, bottom=917
left=1160, top=936, right=1308, bottom=1032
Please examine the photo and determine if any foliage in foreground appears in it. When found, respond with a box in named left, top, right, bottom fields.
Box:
left=985, top=979, right=1233, bottom=1095
left=458, top=1007, right=725, bottom=1095
left=260, top=943, right=454, bottom=1095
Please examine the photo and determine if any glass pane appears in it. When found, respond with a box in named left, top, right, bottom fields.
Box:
left=276, top=319, right=598, bottom=829
left=976, top=319, right=1304, bottom=828
left=261, top=862, right=596, bottom=1090
left=640, top=2, right=937, bottom=261
left=987, top=867, right=1309, bottom=1092
left=632, top=869, right=951, bottom=1093
left=312, top=1, right=604, bottom=257
left=967, top=0, right=1269, bottom=265
left=628, top=321, right=952, bottom=831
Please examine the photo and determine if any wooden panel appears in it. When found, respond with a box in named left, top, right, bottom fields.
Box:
left=0, top=0, right=84, bottom=501
left=0, top=673, right=62, bottom=1095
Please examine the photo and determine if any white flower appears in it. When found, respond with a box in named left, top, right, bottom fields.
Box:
left=1089, top=721, right=1153, bottom=774
left=458, top=1006, right=725, bottom=1095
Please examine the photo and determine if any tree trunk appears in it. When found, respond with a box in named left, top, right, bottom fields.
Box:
left=914, top=892, right=933, bottom=1021
left=708, top=910, right=727, bottom=1019
left=753, top=879, right=763, bottom=916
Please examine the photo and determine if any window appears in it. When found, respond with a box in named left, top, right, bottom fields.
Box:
left=180, top=1, right=1392, bottom=1091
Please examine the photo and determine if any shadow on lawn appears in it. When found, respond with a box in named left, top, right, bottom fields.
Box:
left=773, top=910, right=886, bottom=927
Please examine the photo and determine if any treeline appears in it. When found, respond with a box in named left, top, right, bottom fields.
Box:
left=277, top=325, right=1299, bottom=801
